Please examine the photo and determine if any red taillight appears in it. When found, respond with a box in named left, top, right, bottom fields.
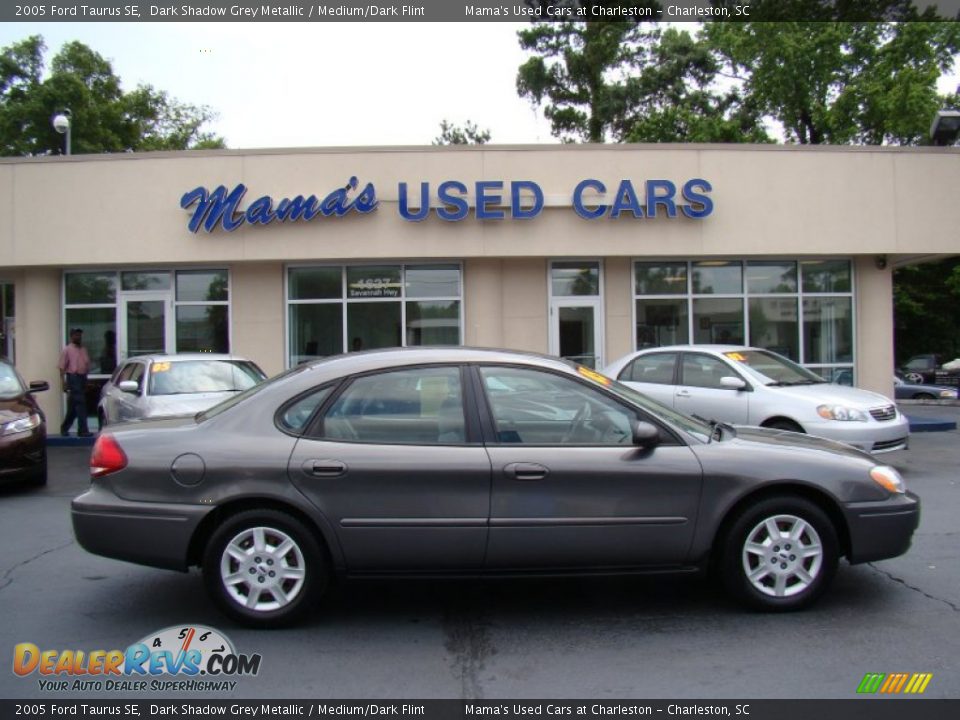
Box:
left=90, top=434, right=128, bottom=478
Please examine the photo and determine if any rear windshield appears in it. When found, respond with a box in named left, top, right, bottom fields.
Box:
left=148, top=360, right=266, bottom=396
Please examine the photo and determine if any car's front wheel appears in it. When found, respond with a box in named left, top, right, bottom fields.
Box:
left=720, top=496, right=838, bottom=611
left=202, top=509, right=327, bottom=628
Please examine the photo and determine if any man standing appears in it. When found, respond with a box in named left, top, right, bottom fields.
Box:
left=59, top=327, right=92, bottom=437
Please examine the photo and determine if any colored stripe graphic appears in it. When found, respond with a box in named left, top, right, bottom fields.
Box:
left=857, top=673, right=885, bottom=693
left=857, top=673, right=932, bottom=694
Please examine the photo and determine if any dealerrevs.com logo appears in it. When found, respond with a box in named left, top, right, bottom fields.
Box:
left=13, top=625, right=261, bottom=693
left=857, top=673, right=934, bottom=695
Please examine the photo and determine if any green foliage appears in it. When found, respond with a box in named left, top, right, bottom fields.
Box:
left=432, top=119, right=491, bottom=145
left=706, top=16, right=960, bottom=145
left=516, top=19, right=768, bottom=143
left=893, top=259, right=960, bottom=363
left=0, top=35, right=224, bottom=156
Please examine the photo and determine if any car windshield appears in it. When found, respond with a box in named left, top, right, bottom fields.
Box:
left=722, top=350, right=825, bottom=386
left=148, top=360, right=266, bottom=396
left=0, top=362, right=26, bottom=400
left=571, top=365, right=713, bottom=443
left=197, top=361, right=316, bottom=422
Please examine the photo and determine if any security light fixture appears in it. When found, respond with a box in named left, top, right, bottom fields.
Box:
left=51, top=109, right=72, bottom=155
left=930, top=110, right=960, bottom=146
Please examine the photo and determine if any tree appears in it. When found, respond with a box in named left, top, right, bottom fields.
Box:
left=515, top=14, right=768, bottom=143
left=432, top=119, right=491, bottom=145
left=0, top=35, right=224, bottom=156
left=706, top=6, right=960, bottom=145
left=894, top=258, right=960, bottom=363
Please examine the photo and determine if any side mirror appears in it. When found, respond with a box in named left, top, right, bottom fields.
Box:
left=720, top=376, right=747, bottom=390
left=118, top=380, right=140, bottom=394
left=28, top=381, right=49, bottom=393
left=632, top=420, right=661, bottom=448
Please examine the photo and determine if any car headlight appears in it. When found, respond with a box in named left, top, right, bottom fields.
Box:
left=870, top=465, right=906, bottom=494
left=939, top=389, right=958, bottom=399
left=1, top=412, right=42, bottom=436
left=816, top=404, right=869, bottom=422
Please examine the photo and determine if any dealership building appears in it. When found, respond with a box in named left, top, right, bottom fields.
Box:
left=0, top=143, right=957, bottom=429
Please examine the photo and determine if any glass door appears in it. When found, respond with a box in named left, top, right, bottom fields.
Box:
left=549, top=261, right=603, bottom=369
left=551, top=301, right=602, bottom=369
left=119, top=292, right=173, bottom=360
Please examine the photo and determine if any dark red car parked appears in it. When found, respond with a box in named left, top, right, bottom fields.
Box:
left=0, top=359, right=49, bottom=487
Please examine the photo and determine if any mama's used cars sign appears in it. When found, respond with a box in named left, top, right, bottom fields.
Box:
left=180, top=177, right=713, bottom=233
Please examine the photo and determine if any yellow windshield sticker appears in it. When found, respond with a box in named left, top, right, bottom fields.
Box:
left=725, top=352, right=746, bottom=363
left=151, top=362, right=172, bottom=373
left=577, top=366, right=611, bottom=386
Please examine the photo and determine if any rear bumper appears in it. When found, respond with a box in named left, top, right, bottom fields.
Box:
left=71, top=483, right=212, bottom=571
left=843, top=491, right=920, bottom=564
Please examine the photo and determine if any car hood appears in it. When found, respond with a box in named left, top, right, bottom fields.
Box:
left=763, top=382, right=894, bottom=408
left=730, top=425, right=875, bottom=461
left=143, top=392, right=236, bottom=419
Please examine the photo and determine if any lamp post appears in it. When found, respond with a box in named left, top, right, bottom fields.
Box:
left=52, top=109, right=72, bottom=155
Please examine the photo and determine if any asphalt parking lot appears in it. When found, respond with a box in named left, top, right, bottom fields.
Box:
left=1, top=407, right=958, bottom=700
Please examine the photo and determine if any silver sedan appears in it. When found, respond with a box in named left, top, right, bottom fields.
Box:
left=97, top=354, right=266, bottom=426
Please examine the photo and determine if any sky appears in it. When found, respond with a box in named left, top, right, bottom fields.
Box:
left=2, top=22, right=959, bottom=150
left=0, top=22, right=557, bottom=148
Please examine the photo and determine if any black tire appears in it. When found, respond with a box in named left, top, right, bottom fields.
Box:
left=914, top=393, right=935, bottom=401
left=202, top=509, right=327, bottom=628
left=30, top=450, right=48, bottom=487
left=720, top=496, right=839, bottom=612
left=763, top=418, right=805, bottom=433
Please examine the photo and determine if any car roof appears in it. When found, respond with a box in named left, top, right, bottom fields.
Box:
left=633, top=344, right=756, bottom=354
left=121, top=353, right=255, bottom=363
left=298, top=346, right=575, bottom=375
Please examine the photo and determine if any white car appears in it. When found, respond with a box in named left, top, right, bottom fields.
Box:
left=604, top=345, right=909, bottom=454
left=98, top=354, right=266, bottom=426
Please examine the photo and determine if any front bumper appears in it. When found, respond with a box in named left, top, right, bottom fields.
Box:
left=803, top=415, right=910, bottom=454
left=71, top=483, right=213, bottom=571
left=843, top=491, right=920, bottom=564
left=0, top=429, right=46, bottom=485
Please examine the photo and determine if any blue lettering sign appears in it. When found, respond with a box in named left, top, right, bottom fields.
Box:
left=436, top=181, right=470, bottom=222
left=398, top=182, right=430, bottom=222
left=180, top=178, right=378, bottom=233
left=573, top=179, right=607, bottom=219
left=681, top=179, right=713, bottom=219
left=511, top=181, right=544, bottom=219
left=645, top=180, right=677, bottom=218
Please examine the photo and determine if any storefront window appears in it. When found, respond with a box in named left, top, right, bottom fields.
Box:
left=636, top=299, right=688, bottom=348
left=635, top=262, right=687, bottom=295
left=121, top=272, right=171, bottom=292
left=176, top=270, right=228, bottom=302
left=693, top=298, right=744, bottom=344
left=746, top=262, right=797, bottom=294
left=551, top=261, right=599, bottom=297
left=406, top=301, right=460, bottom=346
left=287, top=264, right=463, bottom=366
left=692, top=262, right=742, bottom=294
left=749, top=298, right=799, bottom=361
left=176, top=305, right=229, bottom=354
left=802, top=260, right=851, bottom=293
left=65, top=272, right=116, bottom=304
left=634, top=259, right=853, bottom=376
left=64, top=308, right=116, bottom=374
left=803, top=297, right=853, bottom=364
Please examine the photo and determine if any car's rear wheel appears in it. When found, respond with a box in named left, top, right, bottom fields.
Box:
left=720, top=496, right=838, bottom=611
left=202, top=509, right=327, bottom=628
left=914, top=392, right=936, bottom=400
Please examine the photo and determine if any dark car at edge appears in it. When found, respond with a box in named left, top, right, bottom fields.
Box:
left=72, top=348, right=920, bottom=627
left=0, top=359, right=50, bottom=487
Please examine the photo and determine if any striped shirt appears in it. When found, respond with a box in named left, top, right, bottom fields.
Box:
left=59, top=344, right=91, bottom=375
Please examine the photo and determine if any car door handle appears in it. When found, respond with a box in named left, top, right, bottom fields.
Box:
left=302, top=459, right=347, bottom=478
left=504, top=462, right=549, bottom=481
left=676, top=390, right=691, bottom=398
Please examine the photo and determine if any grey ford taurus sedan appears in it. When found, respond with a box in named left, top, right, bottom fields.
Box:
left=72, top=348, right=919, bottom=627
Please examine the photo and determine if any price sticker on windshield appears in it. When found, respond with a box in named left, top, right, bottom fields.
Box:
left=725, top=352, right=747, bottom=363
left=577, top=366, right=612, bottom=386
left=151, top=362, right=172, bottom=373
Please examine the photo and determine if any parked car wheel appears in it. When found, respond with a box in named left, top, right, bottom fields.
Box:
left=913, top=392, right=936, bottom=401
left=762, top=418, right=804, bottom=433
left=31, top=451, right=47, bottom=487
left=721, top=496, right=838, bottom=611
left=202, top=510, right=327, bottom=628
